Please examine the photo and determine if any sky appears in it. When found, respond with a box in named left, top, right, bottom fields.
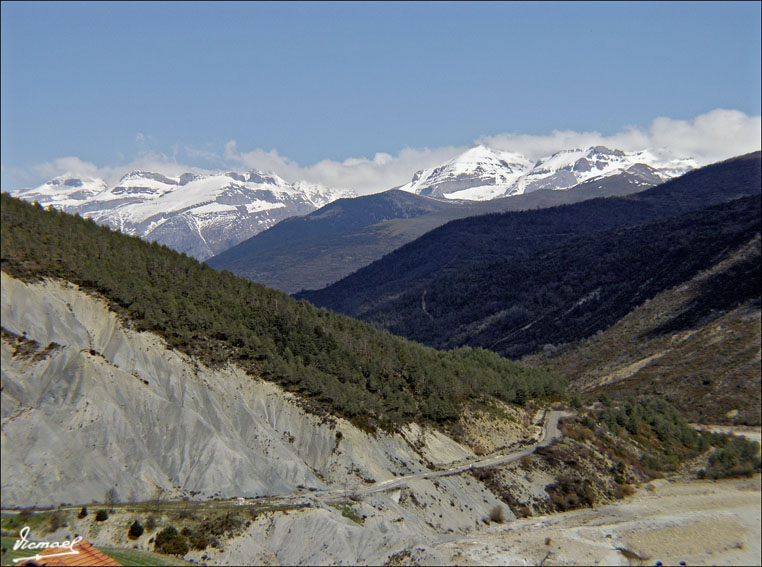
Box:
left=1, top=1, right=760, bottom=194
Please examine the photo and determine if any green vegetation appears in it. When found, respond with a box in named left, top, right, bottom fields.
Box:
left=128, top=519, right=144, bottom=539
left=94, top=509, right=109, bottom=522
left=1, top=510, right=62, bottom=536
left=702, top=436, right=762, bottom=479
left=574, top=397, right=760, bottom=478
left=153, top=526, right=189, bottom=556
left=2, top=501, right=306, bottom=564
left=0, top=536, right=43, bottom=567
left=331, top=503, right=364, bottom=525
left=0, top=535, right=184, bottom=567
left=0, top=193, right=563, bottom=427
left=99, top=547, right=186, bottom=567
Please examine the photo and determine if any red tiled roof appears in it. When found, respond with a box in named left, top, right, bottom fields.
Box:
left=18, top=538, right=122, bottom=567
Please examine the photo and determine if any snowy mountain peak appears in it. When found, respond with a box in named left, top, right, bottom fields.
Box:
left=13, top=173, right=108, bottom=208
left=11, top=168, right=354, bottom=261
left=118, top=170, right=180, bottom=185
left=401, top=145, right=695, bottom=201
left=400, top=146, right=533, bottom=201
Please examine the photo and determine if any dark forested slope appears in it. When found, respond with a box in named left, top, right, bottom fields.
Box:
left=362, top=195, right=760, bottom=358
left=207, top=189, right=454, bottom=293
left=209, top=171, right=658, bottom=293
left=299, top=152, right=761, bottom=358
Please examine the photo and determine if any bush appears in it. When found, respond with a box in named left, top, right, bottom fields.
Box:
left=128, top=520, right=144, bottom=540
left=77, top=506, right=88, bottom=519
left=48, top=512, right=63, bottom=532
left=94, top=510, right=109, bottom=522
left=546, top=476, right=595, bottom=511
left=154, top=526, right=189, bottom=556
left=614, top=484, right=635, bottom=499
left=145, top=515, right=157, bottom=531
left=703, top=436, right=762, bottom=479
left=488, top=505, right=506, bottom=523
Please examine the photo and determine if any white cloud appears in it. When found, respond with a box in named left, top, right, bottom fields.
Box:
left=479, top=109, right=761, bottom=165
left=222, top=142, right=465, bottom=195
left=27, top=152, right=216, bottom=188
left=11, top=108, right=761, bottom=195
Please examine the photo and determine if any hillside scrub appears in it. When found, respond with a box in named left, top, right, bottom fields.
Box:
left=583, top=397, right=760, bottom=477
left=0, top=194, right=563, bottom=428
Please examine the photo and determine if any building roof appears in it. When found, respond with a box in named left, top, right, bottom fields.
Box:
left=18, top=538, right=122, bottom=567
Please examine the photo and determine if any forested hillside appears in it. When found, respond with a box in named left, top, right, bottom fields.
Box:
left=299, top=152, right=761, bottom=358
left=0, top=194, right=562, bottom=427
left=355, top=195, right=760, bottom=357
left=209, top=171, right=658, bottom=293
left=207, top=189, right=454, bottom=293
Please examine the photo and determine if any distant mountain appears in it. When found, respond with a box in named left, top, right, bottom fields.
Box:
left=399, top=145, right=695, bottom=201
left=207, top=189, right=455, bottom=292
left=299, top=152, right=761, bottom=358
left=210, top=170, right=666, bottom=293
left=9, top=169, right=353, bottom=260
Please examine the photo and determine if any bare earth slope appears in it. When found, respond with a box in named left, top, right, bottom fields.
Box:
left=0, top=272, right=512, bottom=506
left=418, top=474, right=761, bottom=566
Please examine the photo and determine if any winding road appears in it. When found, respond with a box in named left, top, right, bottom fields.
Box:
left=290, top=410, right=573, bottom=504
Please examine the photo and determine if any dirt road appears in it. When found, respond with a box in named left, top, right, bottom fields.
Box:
left=305, top=410, right=572, bottom=503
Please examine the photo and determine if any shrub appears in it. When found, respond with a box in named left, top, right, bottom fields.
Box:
left=546, top=475, right=595, bottom=511
left=77, top=506, right=88, bottom=519
left=48, top=512, right=63, bottom=532
left=94, top=510, right=109, bottom=522
left=185, top=529, right=214, bottom=551
left=128, top=520, right=144, bottom=540
left=703, top=436, right=762, bottom=479
left=144, top=515, right=157, bottom=531
left=614, top=484, right=635, bottom=499
left=488, top=505, right=506, bottom=524
left=154, top=526, right=189, bottom=556
left=200, top=512, right=244, bottom=537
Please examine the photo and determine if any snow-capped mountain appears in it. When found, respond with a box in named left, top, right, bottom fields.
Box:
left=400, top=145, right=696, bottom=201
left=11, top=170, right=354, bottom=260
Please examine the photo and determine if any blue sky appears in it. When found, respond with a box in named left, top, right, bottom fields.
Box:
left=1, top=1, right=760, bottom=193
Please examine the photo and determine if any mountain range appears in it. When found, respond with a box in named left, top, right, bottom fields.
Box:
left=8, top=145, right=695, bottom=268
left=209, top=167, right=675, bottom=293
left=208, top=145, right=695, bottom=292
left=8, top=169, right=353, bottom=260
left=299, top=152, right=761, bottom=364
left=398, top=145, right=695, bottom=201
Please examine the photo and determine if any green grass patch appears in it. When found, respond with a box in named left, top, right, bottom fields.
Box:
left=0, top=511, right=66, bottom=536
left=1, top=536, right=32, bottom=567
left=100, top=547, right=188, bottom=566
left=330, top=503, right=364, bottom=525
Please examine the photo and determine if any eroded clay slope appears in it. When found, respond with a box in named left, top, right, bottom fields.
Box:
left=1, top=272, right=480, bottom=509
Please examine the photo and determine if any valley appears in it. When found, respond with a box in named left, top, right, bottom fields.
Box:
left=3, top=3, right=760, bottom=565
left=2, top=152, right=760, bottom=566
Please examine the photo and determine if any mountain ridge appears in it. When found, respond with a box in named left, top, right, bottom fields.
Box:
left=399, top=144, right=695, bottom=201
left=210, top=170, right=669, bottom=293
left=9, top=168, right=354, bottom=260
left=299, top=152, right=761, bottom=357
